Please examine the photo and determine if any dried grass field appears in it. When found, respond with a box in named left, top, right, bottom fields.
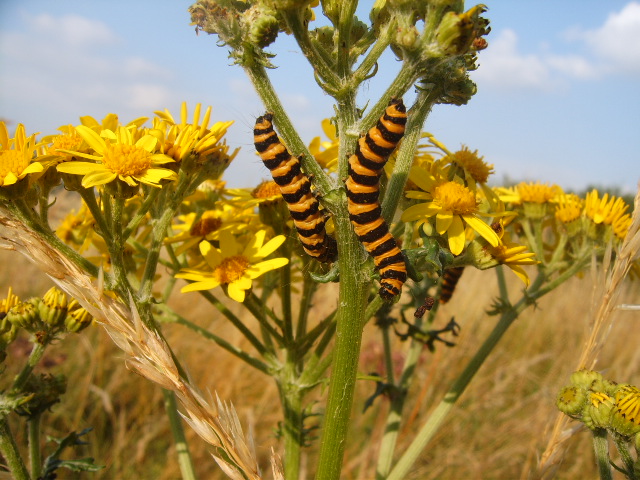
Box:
left=2, top=243, right=638, bottom=480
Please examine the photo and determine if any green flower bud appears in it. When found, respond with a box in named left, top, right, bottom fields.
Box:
left=557, top=385, right=588, bottom=417
left=65, top=299, right=93, bottom=334
left=435, top=5, right=489, bottom=56
left=610, top=385, right=640, bottom=438
left=570, top=370, right=606, bottom=391
left=39, top=287, right=68, bottom=329
left=245, top=5, right=280, bottom=48
left=582, top=391, right=614, bottom=430
left=6, top=299, right=42, bottom=331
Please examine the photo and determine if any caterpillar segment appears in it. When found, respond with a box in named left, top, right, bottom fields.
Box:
left=254, top=114, right=337, bottom=263
left=345, top=98, right=408, bottom=299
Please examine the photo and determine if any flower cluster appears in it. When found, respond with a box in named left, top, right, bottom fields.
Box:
left=557, top=370, right=640, bottom=450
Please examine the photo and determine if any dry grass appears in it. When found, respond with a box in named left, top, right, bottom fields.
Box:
left=1, top=237, right=638, bottom=479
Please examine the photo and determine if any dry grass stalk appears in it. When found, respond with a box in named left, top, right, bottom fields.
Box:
left=535, top=184, right=640, bottom=479
left=0, top=208, right=265, bottom=480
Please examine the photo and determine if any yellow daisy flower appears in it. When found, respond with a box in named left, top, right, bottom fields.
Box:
left=56, top=125, right=177, bottom=188
left=445, top=145, right=495, bottom=185
left=0, top=122, right=44, bottom=187
left=584, top=189, right=629, bottom=225
left=402, top=174, right=500, bottom=256
left=152, top=102, right=236, bottom=166
left=484, top=220, right=538, bottom=286
left=176, top=230, right=289, bottom=302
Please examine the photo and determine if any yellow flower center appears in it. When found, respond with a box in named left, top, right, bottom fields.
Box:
left=0, top=150, right=27, bottom=180
left=47, top=133, right=83, bottom=160
left=190, top=217, right=223, bottom=236
left=433, top=181, right=477, bottom=214
left=252, top=180, right=281, bottom=199
left=101, top=143, right=152, bottom=176
left=450, top=147, right=494, bottom=184
left=517, top=182, right=557, bottom=204
left=214, top=255, right=250, bottom=284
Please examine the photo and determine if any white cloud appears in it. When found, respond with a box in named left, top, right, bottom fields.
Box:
left=28, top=13, right=118, bottom=48
left=125, top=84, right=173, bottom=109
left=568, top=1, right=640, bottom=76
left=472, top=29, right=598, bottom=91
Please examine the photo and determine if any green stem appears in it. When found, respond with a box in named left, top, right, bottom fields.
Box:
left=278, top=363, right=304, bottom=480
left=0, top=417, right=30, bottom=480
left=381, top=88, right=438, bottom=223
left=244, top=292, right=285, bottom=347
left=243, top=63, right=333, bottom=196
left=12, top=343, right=46, bottom=393
left=592, top=428, right=613, bottom=480
left=612, top=433, right=637, bottom=480
left=314, top=212, right=370, bottom=480
left=28, top=413, right=42, bottom=479
left=163, top=390, right=197, bottom=480
left=165, top=308, right=270, bottom=374
left=283, top=10, right=339, bottom=87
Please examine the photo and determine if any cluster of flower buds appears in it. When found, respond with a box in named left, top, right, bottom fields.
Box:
left=3, top=287, right=93, bottom=344
left=557, top=370, right=640, bottom=449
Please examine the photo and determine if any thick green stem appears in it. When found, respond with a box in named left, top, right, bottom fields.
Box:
left=592, top=428, right=613, bottom=480
left=0, top=417, right=30, bottom=480
left=278, top=364, right=304, bottom=480
left=314, top=211, right=370, bottom=480
left=163, top=390, right=197, bottom=480
left=612, top=433, right=637, bottom=480
left=28, top=414, right=42, bottom=479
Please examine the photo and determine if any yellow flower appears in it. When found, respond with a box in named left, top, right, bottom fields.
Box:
left=517, top=181, right=561, bottom=204
left=402, top=177, right=500, bottom=256
left=0, top=122, right=44, bottom=187
left=446, top=145, right=494, bottom=185
left=226, top=181, right=283, bottom=209
left=56, top=125, right=177, bottom=188
left=555, top=193, right=583, bottom=224
left=176, top=230, right=289, bottom=302
left=308, top=118, right=339, bottom=172
left=484, top=222, right=538, bottom=286
left=152, top=102, right=236, bottom=166
left=584, top=189, right=629, bottom=225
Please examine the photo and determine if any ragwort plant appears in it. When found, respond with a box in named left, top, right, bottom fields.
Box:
left=0, top=1, right=638, bottom=479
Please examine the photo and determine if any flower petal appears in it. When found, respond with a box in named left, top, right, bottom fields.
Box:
left=76, top=125, right=107, bottom=154
left=436, top=211, right=453, bottom=235
left=448, top=215, right=466, bottom=255
left=463, top=214, right=500, bottom=247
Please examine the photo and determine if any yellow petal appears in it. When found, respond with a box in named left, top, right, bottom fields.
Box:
left=401, top=202, right=440, bottom=221
left=508, top=264, right=530, bottom=286
left=76, top=125, right=107, bottom=154
left=448, top=215, right=465, bottom=255
left=436, top=211, right=453, bottom=235
left=463, top=214, right=500, bottom=247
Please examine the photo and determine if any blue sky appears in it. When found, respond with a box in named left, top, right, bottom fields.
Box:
left=1, top=1, right=639, bottom=193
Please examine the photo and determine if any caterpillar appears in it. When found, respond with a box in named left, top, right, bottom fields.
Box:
left=254, top=113, right=337, bottom=263
left=439, top=267, right=465, bottom=304
left=345, top=98, right=408, bottom=299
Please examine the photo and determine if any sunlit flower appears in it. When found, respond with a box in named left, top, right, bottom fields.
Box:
left=56, top=203, right=97, bottom=252
left=555, top=194, right=583, bottom=224
left=308, top=118, right=339, bottom=172
left=402, top=176, right=500, bottom=256
left=56, top=125, right=177, bottom=188
left=39, top=125, right=86, bottom=166
left=226, top=180, right=283, bottom=209
left=483, top=222, right=538, bottom=286
left=166, top=205, right=255, bottom=255
left=152, top=102, right=237, bottom=167
left=445, top=145, right=494, bottom=185
left=584, top=189, right=629, bottom=225
left=176, top=230, right=289, bottom=302
left=0, top=122, right=44, bottom=187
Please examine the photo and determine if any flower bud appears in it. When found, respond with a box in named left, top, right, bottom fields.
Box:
left=65, top=299, right=93, bottom=334
left=570, top=369, right=606, bottom=391
left=39, top=287, right=68, bottom=329
left=557, top=385, right=588, bottom=417
left=6, top=299, right=42, bottom=331
left=610, top=385, right=640, bottom=438
left=435, top=5, right=489, bottom=56
left=582, top=391, right=614, bottom=430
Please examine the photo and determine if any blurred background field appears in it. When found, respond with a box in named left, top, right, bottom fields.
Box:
left=2, top=238, right=637, bottom=479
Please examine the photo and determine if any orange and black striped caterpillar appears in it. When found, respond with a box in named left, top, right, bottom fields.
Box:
left=345, top=98, right=408, bottom=299
left=254, top=113, right=337, bottom=263
left=439, top=267, right=465, bottom=304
